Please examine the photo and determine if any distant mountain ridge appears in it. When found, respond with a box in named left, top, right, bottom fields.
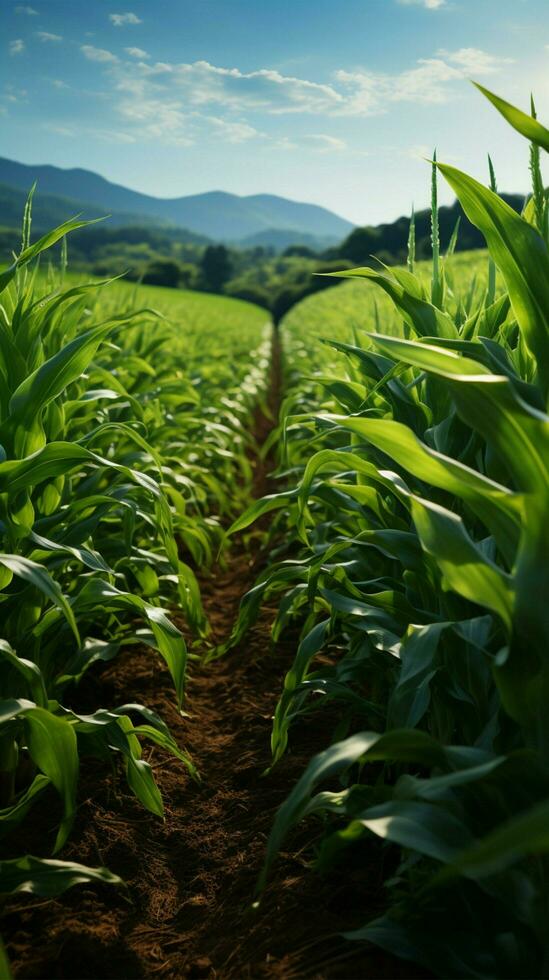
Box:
left=0, top=182, right=214, bottom=242
left=0, top=156, right=353, bottom=244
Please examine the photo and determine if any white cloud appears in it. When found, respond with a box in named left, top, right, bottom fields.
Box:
left=36, top=31, right=63, bottom=42
left=335, top=48, right=511, bottom=113
left=69, top=47, right=511, bottom=147
left=335, top=60, right=462, bottom=112
left=9, top=39, right=25, bottom=55
left=14, top=5, right=37, bottom=14
left=109, top=12, right=142, bottom=26
left=204, top=115, right=260, bottom=143
left=3, top=84, right=27, bottom=103
left=52, top=78, right=70, bottom=89
left=45, top=123, right=76, bottom=138
left=90, top=128, right=137, bottom=143
left=117, top=94, right=192, bottom=144
left=438, top=47, right=514, bottom=75
left=304, top=134, right=347, bottom=151
left=397, top=0, right=446, bottom=8
left=124, top=46, right=149, bottom=58
left=125, top=59, right=345, bottom=115
left=43, top=122, right=136, bottom=144
left=108, top=50, right=508, bottom=125
left=81, top=44, right=118, bottom=63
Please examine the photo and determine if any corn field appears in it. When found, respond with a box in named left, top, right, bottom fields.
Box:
left=1, top=82, right=549, bottom=979
left=229, top=85, right=549, bottom=978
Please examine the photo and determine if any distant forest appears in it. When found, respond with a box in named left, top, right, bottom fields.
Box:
left=0, top=187, right=524, bottom=321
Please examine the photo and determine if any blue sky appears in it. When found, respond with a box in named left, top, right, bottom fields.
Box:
left=1, top=0, right=548, bottom=224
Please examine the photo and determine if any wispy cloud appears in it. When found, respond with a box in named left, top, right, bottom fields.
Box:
left=52, top=78, right=70, bottom=89
left=3, top=84, right=27, bottom=103
left=81, top=44, right=119, bottom=63
left=36, top=31, right=63, bottom=43
left=109, top=12, right=142, bottom=26
left=304, top=134, right=347, bottom=152
left=125, top=46, right=149, bottom=58
left=44, top=123, right=76, bottom=138
left=9, top=39, right=25, bottom=55
left=43, top=121, right=136, bottom=144
left=65, top=46, right=511, bottom=148
left=335, top=48, right=512, bottom=112
left=14, top=5, right=37, bottom=14
left=437, top=47, right=514, bottom=74
left=204, top=115, right=260, bottom=143
left=124, top=59, right=345, bottom=115
left=397, top=0, right=447, bottom=9
left=108, top=49, right=509, bottom=127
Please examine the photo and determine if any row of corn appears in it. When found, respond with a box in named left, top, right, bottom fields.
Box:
left=0, top=215, right=269, bottom=973
left=230, top=84, right=549, bottom=978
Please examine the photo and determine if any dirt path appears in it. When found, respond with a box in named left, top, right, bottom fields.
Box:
left=2, top=329, right=420, bottom=980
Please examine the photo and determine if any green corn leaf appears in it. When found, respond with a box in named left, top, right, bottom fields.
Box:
left=436, top=161, right=549, bottom=397
left=23, top=708, right=78, bottom=852
left=410, top=495, right=514, bottom=631
left=259, top=729, right=448, bottom=890
left=0, top=441, right=160, bottom=498
left=0, top=775, right=50, bottom=839
left=226, top=489, right=297, bottom=536
left=107, top=718, right=164, bottom=816
left=366, top=334, right=549, bottom=495
left=0, top=855, right=121, bottom=896
left=72, top=580, right=187, bottom=707
left=434, top=796, right=549, bottom=880
left=0, top=217, right=104, bottom=294
left=348, top=799, right=474, bottom=862
left=0, top=640, right=48, bottom=708
left=322, top=267, right=457, bottom=339
left=316, top=415, right=519, bottom=559
left=6, top=321, right=120, bottom=454
left=0, top=936, right=12, bottom=980
left=474, top=82, right=549, bottom=153
left=0, top=555, right=80, bottom=645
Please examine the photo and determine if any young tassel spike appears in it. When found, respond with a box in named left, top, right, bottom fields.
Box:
left=487, top=154, right=498, bottom=306
left=529, top=94, right=548, bottom=242
left=407, top=204, right=416, bottom=275
left=430, top=149, right=443, bottom=309
left=60, top=235, right=68, bottom=283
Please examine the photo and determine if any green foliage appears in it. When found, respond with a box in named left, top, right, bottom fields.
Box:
left=200, top=244, right=233, bottom=292
left=0, top=207, right=269, bottom=961
left=228, top=82, right=549, bottom=978
left=142, top=259, right=183, bottom=288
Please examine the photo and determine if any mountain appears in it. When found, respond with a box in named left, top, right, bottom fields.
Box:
left=0, top=157, right=353, bottom=244
left=0, top=182, right=184, bottom=234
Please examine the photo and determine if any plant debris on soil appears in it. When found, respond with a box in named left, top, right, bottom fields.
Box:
left=1, top=331, right=425, bottom=979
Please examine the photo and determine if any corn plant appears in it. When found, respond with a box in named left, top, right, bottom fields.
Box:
left=229, top=84, right=549, bottom=978
left=0, top=201, right=269, bottom=970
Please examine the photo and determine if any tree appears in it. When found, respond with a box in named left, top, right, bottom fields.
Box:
left=200, top=245, right=233, bottom=293
left=282, top=245, right=316, bottom=258
left=142, top=259, right=181, bottom=288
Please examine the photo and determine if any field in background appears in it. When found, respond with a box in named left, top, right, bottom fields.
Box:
left=46, top=269, right=268, bottom=330
left=281, top=248, right=493, bottom=339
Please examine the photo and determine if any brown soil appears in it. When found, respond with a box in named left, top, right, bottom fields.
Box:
left=1, top=329, right=423, bottom=980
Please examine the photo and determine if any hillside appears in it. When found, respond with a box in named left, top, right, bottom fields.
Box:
left=0, top=157, right=353, bottom=244
left=0, top=183, right=210, bottom=243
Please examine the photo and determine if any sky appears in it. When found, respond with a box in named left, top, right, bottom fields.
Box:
left=1, top=0, right=548, bottom=225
